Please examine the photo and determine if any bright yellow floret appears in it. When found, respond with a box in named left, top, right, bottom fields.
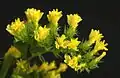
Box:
left=94, top=40, right=108, bottom=52
left=25, top=8, right=44, bottom=25
left=55, top=34, right=68, bottom=49
left=39, top=61, right=56, bottom=71
left=67, top=14, right=82, bottom=29
left=67, top=38, right=81, bottom=51
left=34, top=25, right=50, bottom=41
left=64, top=54, right=81, bottom=71
left=16, top=59, right=28, bottom=72
left=47, top=9, right=62, bottom=26
left=88, top=29, right=104, bottom=46
left=5, top=46, right=21, bottom=58
left=57, top=63, right=68, bottom=72
left=6, top=18, right=25, bottom=36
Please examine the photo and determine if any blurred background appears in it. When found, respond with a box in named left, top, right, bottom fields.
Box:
left=0, top=0, right=120, bottom=78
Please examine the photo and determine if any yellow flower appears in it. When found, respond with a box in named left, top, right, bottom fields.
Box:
left=57, top=63, right=68, bottom=72
left=16, top=59, right=28, bottom=72
left=34, top=25, right=50, bottom=41
left=47, top=9, right=62, bottom=25
left=25, top=8, right=44, bottom=25
left=94, top=40, right=108, bottom=52
left=67, top=14, right=82, bottom=29
left=39, top=61, right=56, bottom=71
left=6, top=18, right=25, bottom=36
left=88, top=29, right=104, bottom=45
left=64, top=54, right=81, bottom=71
left=48, top=61, right=57, bottom=70
left=39, top=62, right=49, bottom=71
left=55, top=34, right=68, bottom=49
left=67, top=38, right=81, bottom=51
left=5, top=46, right=21, bottom=58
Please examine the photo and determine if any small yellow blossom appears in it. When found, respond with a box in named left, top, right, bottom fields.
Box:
left=39, top=61, right=56, bottom=71
left=5, top=46, right=21, bottom=58
left=16, top=59, right=28, bottom=72
left=34, top=25, right=50, bottom=41
left=47, top=9, right=62, bottom=25
left=67, top=14, right=82, bottom=29
left=67, top=38, right=81, bottom=51
left=6, top=18, right=25, bottom=36
left=55, top=34, right=68, bottom=49
left=48, top=61, right=57, bottom=70
left=39, top=62, right=49, bottom=71
left=94, top=40, right=108, bottom=52
left=64, top=54, right=81, bottom=71
left=57, top=63, right=68, bottom=72
left=88, top=29, right=104, bottom=45
left=44, top=70, right=60, bottom=78
left=25, top=8, right=44, bottom=25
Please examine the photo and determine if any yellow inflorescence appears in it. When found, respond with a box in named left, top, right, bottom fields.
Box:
left=88, top=29, right=104, bottom=46
left=94, top=40, right=108, bottom=52
left=67, top=14, right=82, bottom=29
left=67, top=38, right=81, bottom=51
left=16, top=59, right=28, bottom=72
left=57, top=63, right=68, bottom=72
left=34, top=25, right=50, bottom=41
left=55, top=35, right=80, bottom=51
left=5, top=46, right=21, bottom=58
left=55, top=34, right=67, bottom=49
left=39, top=61, right=56, bottom=71
left=47, top=9, right=62, bottom=25
left=6, top=18, right=25, bottom=36
left=64, top=54, right=81, bottom=71
left=25, top=8, right=44, bottom=24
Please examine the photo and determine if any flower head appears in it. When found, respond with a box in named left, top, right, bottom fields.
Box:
left=94, top=40, right=108, bottom=51
left=39, top=61, right=56, bottom=71
left=55, top=34, right=68, bottom=49
left=67, top=14, right=82, bottom=29
left=47, top=9, right=62, bottom=25
left=39, top=62, right=49, bottom=71
left=57, top=63, right=68, bottom=72
left=67, top=38, right=81, bottom=51
left=5, top=46, right=21, bottom=58
left=25, top=8, right=44, bottom=25
left=16, top=59, right=29, bottom=72
left=34, top=25, right=50, bottom=41
left=88, top=29, right=104, bottom=45
left=55, top=34, right=71, bottom=49
left=64, top=54, right=81, bottom=71
left=6, top=18, right=25, bottom=36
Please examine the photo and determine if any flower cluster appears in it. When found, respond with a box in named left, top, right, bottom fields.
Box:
left=0, top=8, right=108, bottom=78
left=25, top=8, right=44, bottom=26
left=55, top=34, right=80, bottom=51
left=47, top=9, right=62, bottom=26
left=67, top=14, right=82, bottom=29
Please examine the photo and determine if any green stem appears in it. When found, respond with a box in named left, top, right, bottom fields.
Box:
left=33, top=72, right=39, bottom=78
left=0, top=55, right=14, bottom=78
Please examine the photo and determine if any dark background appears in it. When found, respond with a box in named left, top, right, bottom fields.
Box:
left=0, top=0, right=120, bottom=78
